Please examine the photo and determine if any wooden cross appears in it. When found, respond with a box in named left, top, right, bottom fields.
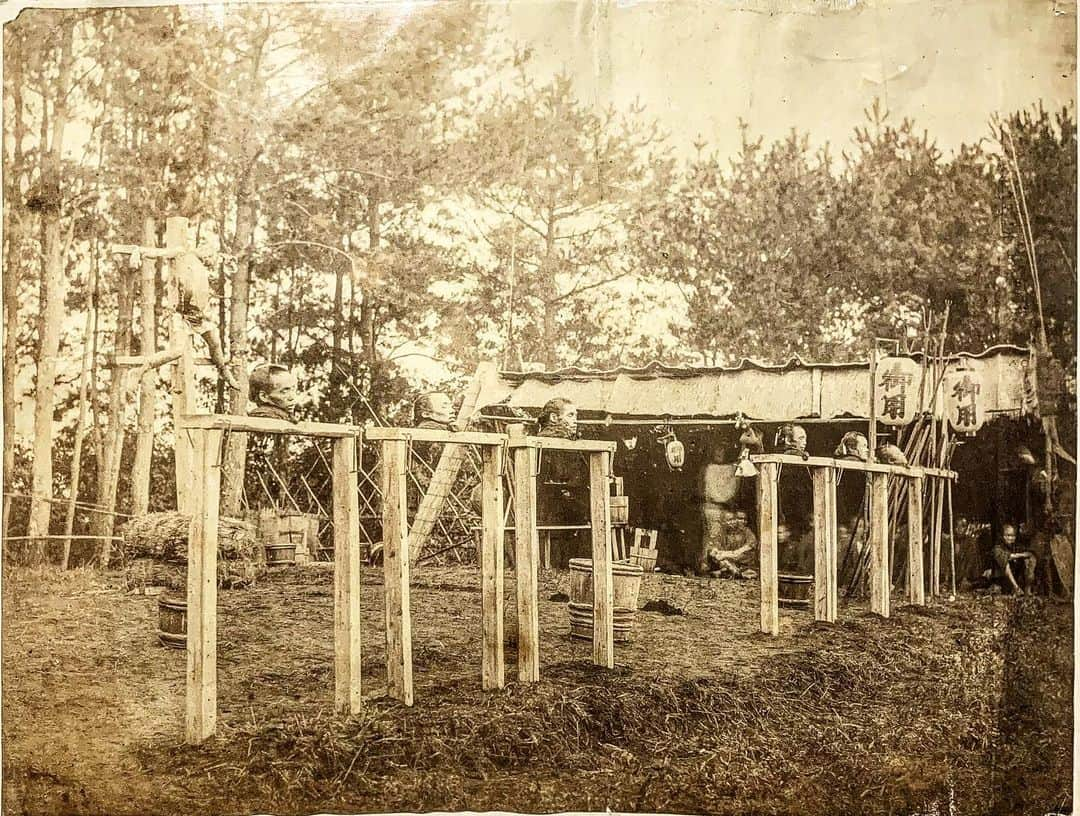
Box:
left=109, top=216, right=208, bottom=515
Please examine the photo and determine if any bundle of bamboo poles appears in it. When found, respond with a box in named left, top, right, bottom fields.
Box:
left=844, top=305, right=958, bottom=599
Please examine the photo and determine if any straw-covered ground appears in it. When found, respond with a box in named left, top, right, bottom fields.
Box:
left=2, top=563, right=1073, bottom=816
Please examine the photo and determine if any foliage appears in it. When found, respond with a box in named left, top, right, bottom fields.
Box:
left=1, top=5, right=1075, bottom=539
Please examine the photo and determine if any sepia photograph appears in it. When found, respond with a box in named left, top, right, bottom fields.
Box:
left=0, top=0, right=1076, bottom=814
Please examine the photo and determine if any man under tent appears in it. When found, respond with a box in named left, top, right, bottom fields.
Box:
left=536, top=397, right=590, bottom=568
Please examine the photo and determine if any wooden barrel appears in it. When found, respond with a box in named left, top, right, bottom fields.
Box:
left=778, top=573, right=813, bottom=608
left=156, top=595, right=186, bottom=649
left=265, top=543, right=297, bottom=566
left=610, top=496, right=629, bottom=526
left=567, top=558, right=643, bottom=642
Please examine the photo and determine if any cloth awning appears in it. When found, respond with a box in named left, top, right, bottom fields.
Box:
left=473, top=345, right=1036, bottom=423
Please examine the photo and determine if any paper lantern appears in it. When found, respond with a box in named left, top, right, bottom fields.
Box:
left=945, top=369, right=985, bottom=433
left=874, top=356, right=922, bottom=426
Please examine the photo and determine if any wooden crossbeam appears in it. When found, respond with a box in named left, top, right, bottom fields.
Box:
left=111, top=243, right=217, bottom=261
left=363, top=426, right=505, bottom=446
left=180, top=413, right=360, bottom=439
left=751, top=453, right=956, bottom=480
left=111, top=351, right=219, bottom=370
left=506, top=436, right=617, bottom=454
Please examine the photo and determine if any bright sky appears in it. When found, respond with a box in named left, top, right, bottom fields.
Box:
left=502, top=0, right=1076, bottom=161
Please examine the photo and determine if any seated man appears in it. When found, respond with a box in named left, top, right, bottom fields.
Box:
left=699, top=443, right=741, bottom=574
left=1018, top=519, right=1052, bottom=596
left=706, top=511, right=758, bottom=579
left=990, top=523, right=1037, bottom=595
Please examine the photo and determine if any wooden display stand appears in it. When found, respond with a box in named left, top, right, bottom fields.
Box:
left=506, top=425, right=618, bottom=676
left=365, top=426, right=509, bottom=704
left=180, top=418, right=623, bottom=740
left=179, top=414, right=363, bottom=744
left=751, top=453, right=957, bottom=636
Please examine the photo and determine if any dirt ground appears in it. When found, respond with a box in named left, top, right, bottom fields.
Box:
left=2, top=563, right=1073, bottom=816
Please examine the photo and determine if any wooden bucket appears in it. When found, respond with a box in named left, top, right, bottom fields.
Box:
left=778, top=573, right=813, bottom=608
left=567, top=558, right=643, bottom=642
left=265, top=543, right=297, bottom=566
left=156, top=595, right=186, bottom=649
left=610, top=496, right=629, bottom=526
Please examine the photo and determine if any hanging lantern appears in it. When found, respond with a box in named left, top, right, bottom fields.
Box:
left=735, top=447, right=758, bottom=478
left=944, top=368, right=985, bottom=434
left=873, top=356, right=921, bottom=426
left=658, top=430, right=684, bottom=471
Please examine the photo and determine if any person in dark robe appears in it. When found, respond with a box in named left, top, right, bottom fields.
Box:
left=536, top=398, right=590, bottom=567
left=775, top=423, right=813, bottom=573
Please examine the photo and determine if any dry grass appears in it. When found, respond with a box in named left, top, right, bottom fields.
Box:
left=3, top=564, right=1072, bottom=816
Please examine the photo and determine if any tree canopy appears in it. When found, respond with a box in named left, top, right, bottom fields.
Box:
left=2, top=5, right=1075, bottom=555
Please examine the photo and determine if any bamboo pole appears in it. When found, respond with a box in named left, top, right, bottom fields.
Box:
left=947, top=477, right=957, bottom=598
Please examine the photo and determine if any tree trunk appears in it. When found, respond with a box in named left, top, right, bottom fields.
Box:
left=63, top=238, right=99, bottom=569
left=90, top=251, right=136, bottom=560
left=540, top=205, right=558, bottom=369
left=27, top=20, right=75, bottom=562
left=3, top=30, right=26, bottom=540
left=130, top=217, right=158, bottom=516
left=361, top=184, right=381, bottom=374
left=219, top=157, right=258, bottom=516
left=330, top=253, right=344, bottom=415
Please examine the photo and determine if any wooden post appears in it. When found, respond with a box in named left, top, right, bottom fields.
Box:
left=511, top=428, right=540, bottom=682
left=589, top=451, right=614, bottom=668
left=186, top=427, right=222, bottom=744
left=868, top=471, right=890, bottom=617
left=380, top=439, right=413, bottom=705
left=757, top=462, right=779, bottom=636
left=930, top=477, right=944, bottom=597
left=907, top=475, right=925, bottom=605
left=333, top=435, right=363, bottom=713
left=480, top=444, right=505, bottom=690
left=812, top=467, right=838, bottom=623
left=166, top=217, right=196, bottom=515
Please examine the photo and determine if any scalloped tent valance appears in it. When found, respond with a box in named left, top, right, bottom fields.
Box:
left=474, top=345, right=1037, bottom=423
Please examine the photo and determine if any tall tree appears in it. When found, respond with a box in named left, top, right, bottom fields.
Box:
left=458, top=70, right=668, bottom=369
left=22, top=14, right=77, bottom=557
left=637, top=126, right=839, bottom=364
